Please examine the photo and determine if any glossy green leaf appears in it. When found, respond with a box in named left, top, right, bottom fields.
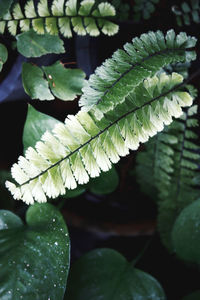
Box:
left=89, top=166, right=119, bottom=195
left=43, top=61, right=86, bottom=101
left=0, top=43, right=8, bottom=71
left=171, top=198, right=200, bottom=264
left=0, top=203, right=70, bottom=300
left=23, top=104, right=61, bottom=152
left=22, top=63, right=54, bottom=101
left=0, top=0, right=13, bottom=17
left=16, top=29, right=65, bottom=57
left=182, top=291, right=200, bottom=300
left=65, top=248, right=166, bottom=300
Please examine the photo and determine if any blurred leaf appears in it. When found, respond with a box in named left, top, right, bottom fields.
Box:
left=23, top=104, right=61, bottom=152
left=43, top=61, right=86, bottom=101
left=0, top=203, right=70, bottom=300
left=172, top=198, right=200, bottom=264
left=22, top=63, right=54, bottom=100
left=89, top=166, right=119, bottom=195
left=65, top=248, right=166, bottom=300
left=0, top=0, right=13, bottom=17
left=0, top=43, right=8, bottom=71
left=16, top=29, right=65, bottom=57
left=182, top=291, right=200, bottom=300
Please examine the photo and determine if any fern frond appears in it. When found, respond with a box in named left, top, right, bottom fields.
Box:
left=0, top=0, right=119, bottom=37
left=5, top=72, right=194, bottom=205
left=172, top=0, right=200, bottom=26
left=158, top=101, right=199, bottom=251
left=79, top=29, right=196, bottom=119
left=136, top=128, right=178, bottom=201
left=164, top=103, right=200, bottom=207
left=133, top=0, right=160, bottom=21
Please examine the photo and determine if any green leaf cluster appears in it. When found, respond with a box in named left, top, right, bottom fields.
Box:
left=0, top=0, right=119, bottom=37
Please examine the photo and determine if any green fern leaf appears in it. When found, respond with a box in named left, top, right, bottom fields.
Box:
left=6, top=72, right=194, bottom=204
left=0, top=0, right=118, bottom=37
left=79, top=30, right=196, bottom=119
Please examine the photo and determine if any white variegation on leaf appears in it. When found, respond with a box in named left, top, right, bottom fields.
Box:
left=6, top=71, right=194, bottom=204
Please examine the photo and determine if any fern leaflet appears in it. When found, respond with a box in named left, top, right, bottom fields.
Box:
left=0, top=0, right=119, bottom=37
left=6, top=72, right=194, bottom=204
left=79, top=29, right=196, bottom=119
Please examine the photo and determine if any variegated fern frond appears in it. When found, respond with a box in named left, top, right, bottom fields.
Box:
left=79, top=29, right=196, bottom=119
left=5, top=72, right=194, bottom=205
left=0, top=0, right=119, bottom=37
left=133, top=0, right=160, bottom=21
left=172, top=0, right=200, bottom=26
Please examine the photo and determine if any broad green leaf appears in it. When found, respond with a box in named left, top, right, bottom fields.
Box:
left=65, top=248, right=166, bottom=300
left=0, top=203, right=70, bottom=300
left=0, top=43, right=8, bottom=71
left=43, top=61, right=86, bottom=101
left=23, top=104, right=61, bottom=152
left=182, top=291, right=200, bottom=300
left=16, top=29, right=65, bottom=57
left=89, top=166, right=119, bottom=195
left=0, top=0, right=13, bottom=17
left=22, top=63, right=54, bottom=101
left=171, top=198, right=200, bottom=264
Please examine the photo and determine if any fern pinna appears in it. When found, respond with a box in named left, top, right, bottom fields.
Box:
left=0, top=0, right=119, bottom=37
left=5, top=29, right=196, bottom=205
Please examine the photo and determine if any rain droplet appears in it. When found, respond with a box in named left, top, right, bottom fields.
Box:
left=52, top=218, right=56, bottom=222
left=54, top=242, right=58, bottom=246
left=54, top=284, right=57, bottom=287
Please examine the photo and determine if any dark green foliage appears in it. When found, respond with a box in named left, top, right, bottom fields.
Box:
left=65, top=248, right=166, bottom=300
left=172, top=0, right=200, bottom=26
left=172, top=199, right=200, bottom=264
left=133, top=0, right=160, bottom=21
